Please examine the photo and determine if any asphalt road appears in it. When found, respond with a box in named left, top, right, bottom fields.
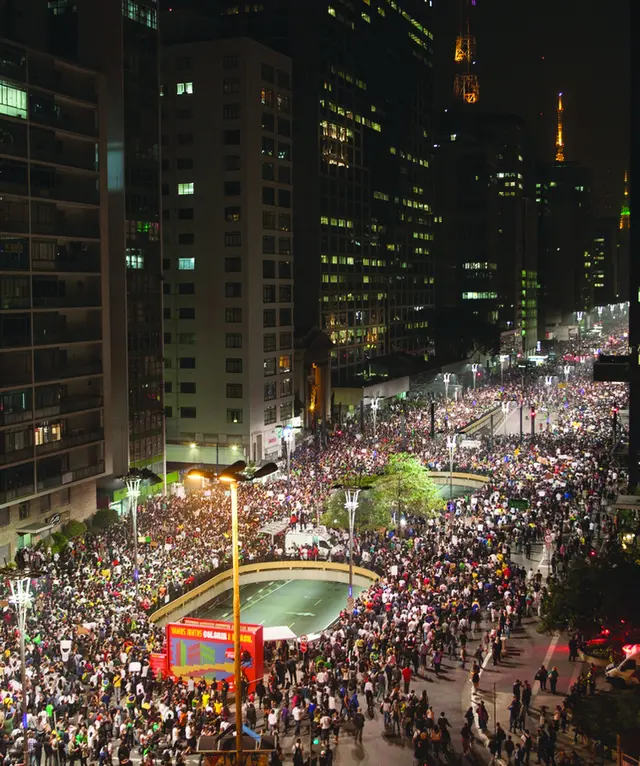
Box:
left=201, top=579, right=364, bottom=635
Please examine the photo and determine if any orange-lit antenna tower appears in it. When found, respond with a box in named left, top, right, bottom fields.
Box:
left=453, top=0, right=479, bottom=104
left=620, top=170, right=630, bottom=230
left=555, top=92, right=565, bottom=162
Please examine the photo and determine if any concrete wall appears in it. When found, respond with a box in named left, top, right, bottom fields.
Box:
left=150, top=560, right=379, bottom=628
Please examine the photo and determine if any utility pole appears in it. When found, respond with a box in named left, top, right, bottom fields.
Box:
left=531, top=406, right=536, bottom=439
left=430, top=398, right=435, bottom=439
left=519, top=404, right=523, bottom=442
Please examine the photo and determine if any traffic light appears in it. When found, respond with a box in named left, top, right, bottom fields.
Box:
left=530, top=408, right=536, bottom=419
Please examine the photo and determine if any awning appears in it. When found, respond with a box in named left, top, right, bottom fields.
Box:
left=263, top=625, right=297, bottom=642
left=258, top=520, right=289, bottom=538
left=16, top=522, right=54, bottom=535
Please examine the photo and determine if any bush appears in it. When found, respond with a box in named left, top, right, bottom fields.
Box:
left=62, top=520, right=87, bottom=539
left=91, top=507, right=120, bottom=530
left=50, top=531, right=68, bottom=555
left=581, top=645, right=614, bottom=662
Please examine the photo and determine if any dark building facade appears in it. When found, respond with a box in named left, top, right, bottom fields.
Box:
left=161, top=0, right=435, bottom=385
left=590, top=217, right=618, bottom=307
left=537, top=161, right=592, bottom=335
left=3, top=0, right=165, bottom=477
left=0, top=36, right=108, bottom=556
left=434, top=108, right=538, bottom=356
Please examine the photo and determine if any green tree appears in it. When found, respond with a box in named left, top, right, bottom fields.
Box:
left=62, top=520, right=87, bottom=539
left=569, top=691, right=640, bottom=748
left=540, top=547, right=640, bottom=635
left=371, top=453, right=442, bottom=522
left=91, top=507, right=120, bottom=530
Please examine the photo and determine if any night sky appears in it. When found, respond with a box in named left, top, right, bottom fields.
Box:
left=434, top=0, right=630, bottom=217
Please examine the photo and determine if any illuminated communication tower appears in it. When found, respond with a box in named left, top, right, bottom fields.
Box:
left=620, top=170, right=630, bottom=231
left=453, top=0, right=479, bottom=104
left=555, top=92, right=565, bottom=162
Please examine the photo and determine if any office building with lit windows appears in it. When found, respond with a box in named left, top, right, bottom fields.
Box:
left=0, top=38, right=108, bottom=558
left=434, top=109, right=538, bottom=355
left=4, top=0, right=166, bottom=480
left=537, top=162, right=592, bottom=334
left=161, top=0, right=435, bottom=385
left=161, top=38, right=295, bottom=465
left=589, top=217, right=618, bottom=307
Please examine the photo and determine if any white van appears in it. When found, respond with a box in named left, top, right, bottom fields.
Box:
left=605, top=647, right=640, bottom=688
left=284, top=529, right=344, bottom=560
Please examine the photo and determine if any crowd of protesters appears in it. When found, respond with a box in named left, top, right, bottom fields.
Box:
left=0, top=325, right=630, bottom=766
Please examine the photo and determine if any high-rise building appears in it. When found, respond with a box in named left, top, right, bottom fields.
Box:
left=4, top=0, right=165, bottom=480
left=616, top=170, right=630, bottom=300
left=590, top=218, right=618, bottom=307
left=161, top=0, right=435, bottom=385
left=0, top=37, right=108, bottom=557
left=537, top=94, right=592, bottom=335
left=434, top=109, right=538, bottom=356
left=161, top=38, right=295, bottom=465
left=537, top=163, right=592, bottom=332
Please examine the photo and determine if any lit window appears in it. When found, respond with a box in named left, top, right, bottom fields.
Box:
left=122, top=0, right=157, bottom=29
left=125, top=250, right=144, bottom=269
left=462, top=291, right=498, bottom=300
left=178, top=182, right=194, bottom=195
left=178, top=258, right=195, bottom=270
left=176, top=82, right=194, bottom=95
left=34, top=422, right=62, bottom=446
left=0, top=80, right=27, bottom=120
left=279, top=355, right=292, bottom=373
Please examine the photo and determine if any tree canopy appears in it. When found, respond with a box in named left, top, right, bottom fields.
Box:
left=540, top=547, right=640, bottom=635
left=372, top=453, right=442, bottom=521
left=569, top=691, right=640, bottom=748
left=321, top=453, right=442, bottom=531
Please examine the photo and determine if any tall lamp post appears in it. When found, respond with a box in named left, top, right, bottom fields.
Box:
left=187, top=461, right=278, bottom=765
left=0, top=565, right=42, bottom=766
left=370, top=396, right=381, bottom=439
left=343, top=489, right=360, bottom=611
left=563, top=365, right=571, bottom=385
left=119, top=468, right=162, bottom=593
left=501, top=400, right=510, bottom=435
left=443, top=373, right=451, bottom=401
left=500, top=355, right=508, bottom=384
left=282, top=426, right=295, bottom=479
left=471, top=364, right=479, bottom=391
left=446, top=433, right=457, bottom=499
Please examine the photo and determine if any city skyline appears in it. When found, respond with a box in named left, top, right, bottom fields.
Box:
left=434, top=0, right=629, bottom=217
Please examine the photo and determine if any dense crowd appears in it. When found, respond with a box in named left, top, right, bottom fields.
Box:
left=0, top=326, right=629, bottom=766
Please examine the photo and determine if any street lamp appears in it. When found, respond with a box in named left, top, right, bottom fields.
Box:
left=119, top=468, right=162, bottom=592
left=446, top=433, right=457, bottom=499
left=0, top=564, right=42, bottom=766
left=471, top=364, right=479, bottom=391
left=343, top=489, right=360, bottom=613
left=501, top=400, right=510, bottom=435
left=544, top=375, right=553, bottom=392
left=281, top=426, right=295, bottom=479
left=563, top=365, right=571, bottom=385
left=443, top=373, right=451, bottom=401
left=187, top=461, right=278, bottom=764
left=499, top=355, right=509, bottom=384
left=370, top=396, right=381, bottom=439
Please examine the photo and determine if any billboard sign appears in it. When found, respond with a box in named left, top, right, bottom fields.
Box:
left=166, top=618, right=263, bottom=692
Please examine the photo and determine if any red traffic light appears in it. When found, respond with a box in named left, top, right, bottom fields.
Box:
left=530, top=409, right=536, bottom=418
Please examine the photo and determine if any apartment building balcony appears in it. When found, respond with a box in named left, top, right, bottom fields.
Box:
left=35, top=428, right=104, bottom=456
